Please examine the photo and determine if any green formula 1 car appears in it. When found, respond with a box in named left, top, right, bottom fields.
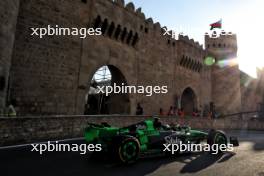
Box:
left=84, top=118, right=239, bottom=164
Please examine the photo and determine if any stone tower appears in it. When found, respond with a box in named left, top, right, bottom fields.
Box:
left=0, top=0, right=20, bottom=112
left=205, top=30, right=241, bottom=115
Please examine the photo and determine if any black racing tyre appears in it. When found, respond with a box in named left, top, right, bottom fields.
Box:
left=207, top=129, right=216, bottom=145
left=207, top=129, right=227, bottom=154
left=115, top=136, right=140, bottom=164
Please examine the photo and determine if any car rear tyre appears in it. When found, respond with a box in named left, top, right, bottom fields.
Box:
left=117, top=137, right=140, bottom=164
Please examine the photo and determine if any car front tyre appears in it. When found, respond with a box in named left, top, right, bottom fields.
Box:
left=207, top=129, right=227, bottom=154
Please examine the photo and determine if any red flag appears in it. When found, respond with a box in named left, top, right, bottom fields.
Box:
left=210, top=19, right=222, bottom=30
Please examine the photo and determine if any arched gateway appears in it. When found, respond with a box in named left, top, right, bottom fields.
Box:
left=181, top=87, right=197, bottom=115
left=84, top=65, right=130, bottom=115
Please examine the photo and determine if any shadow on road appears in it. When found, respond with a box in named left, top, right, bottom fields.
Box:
left=83, top=154, right=180, bottom=176
left=180, top=152, right=235, bottom=173
left=82, top=151, right=235, bottom=176
left=1, top=134, right=247, bottom=176
left=1, top=147, right=236, bottom=176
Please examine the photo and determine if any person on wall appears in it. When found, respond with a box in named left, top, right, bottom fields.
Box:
left=178, top=108, right=185, bottom=125
left=178, top=108, right=185, bottom=118
left=167, top=106, right=174, bottom=116
left=173, top=106, right=178, bottom=116
left=192, top=108, right=199, bottom=117
left=7, top=99, right=17, bottom=117
left=159, top=108, right=164, bottom=116
left=136, top=103, right=143, bottom=115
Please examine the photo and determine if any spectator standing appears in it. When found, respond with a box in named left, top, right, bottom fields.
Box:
left=178, top=108, right=185, bottom=118
left=178, top=108, right=185, bottom=125
left=192, top=108, right=199, bottom=117
left=136, top=103, right=143, bottom=115
left=173, top=106, right=177, bottom=116
left=167, top=106, right=174, bottom=116
left=7, top=100, right=17, bottom=117
left=159, top=108, right=164, bottom=116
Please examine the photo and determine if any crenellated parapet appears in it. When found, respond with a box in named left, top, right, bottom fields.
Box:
left=89, top=0, right=174, bottom=48
left=178, top=34, right=203, bottom=50
left=205, top=30, right=237, bottom=50
left=112, top=0, right=146, bottom=19
left=114, top=0, right=124, bottom=5
left=82, top=0, right=207, bottom=55
left=107, top=1, right=163, bottom=37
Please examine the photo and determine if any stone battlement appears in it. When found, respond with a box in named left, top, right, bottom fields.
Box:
left=178, top=34, right=203, bottom=49
left=205, top=30, right=237, bottom=50
left=109, top=0, right=203, bottom=49
left=111, top=0, right=144, bottom=17
left=205, top=30, right=236, bottom=39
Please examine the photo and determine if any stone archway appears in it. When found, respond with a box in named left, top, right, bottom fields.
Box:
left=84, top=65, right=130, bottom=115
left=181, top=87, right=197, bottom=115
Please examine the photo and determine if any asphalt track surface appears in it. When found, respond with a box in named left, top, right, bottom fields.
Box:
left=0, top=130, right=263, bottom=176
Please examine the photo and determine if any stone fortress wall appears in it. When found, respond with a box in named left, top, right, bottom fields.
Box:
left=0, top=0, right=20, bottom=113
left=205, top=31, right=241, bottom=114
left=0, top=0, right=263, bottom=116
